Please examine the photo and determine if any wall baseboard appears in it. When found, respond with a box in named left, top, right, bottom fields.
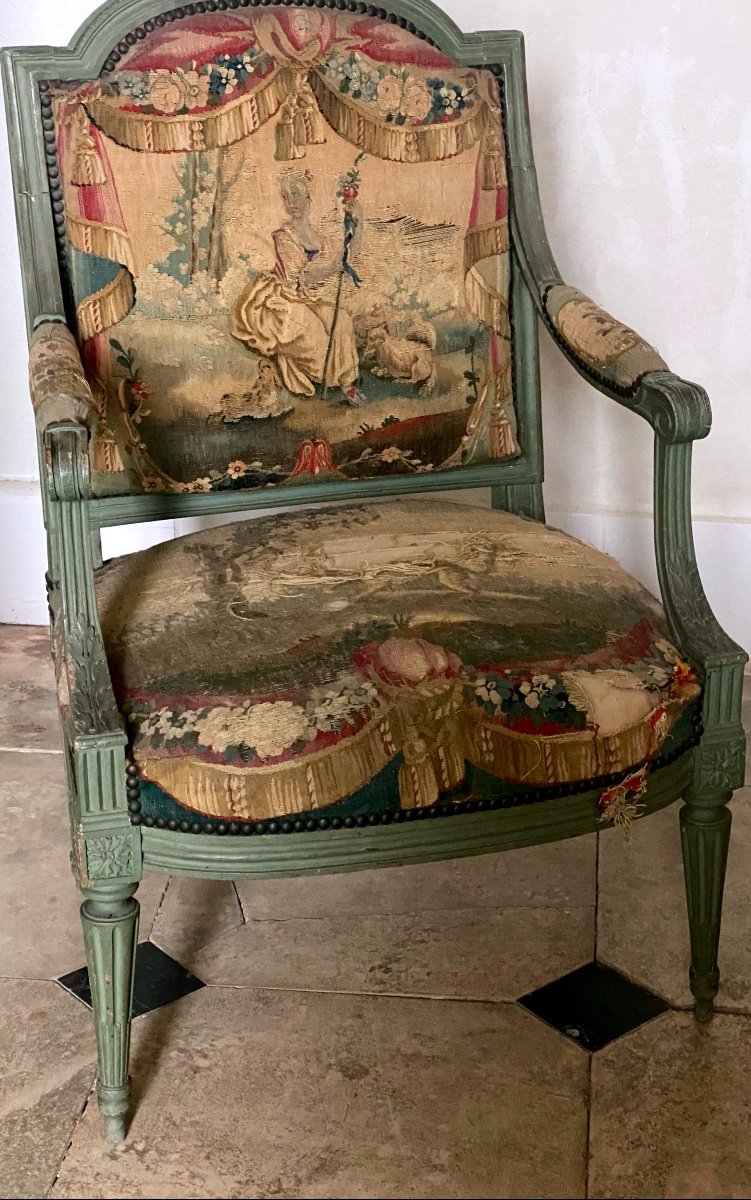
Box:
left=2, top=480, right=748, bottom=656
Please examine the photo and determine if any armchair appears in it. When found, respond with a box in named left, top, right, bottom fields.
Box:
left=3, top=0, right=746, bottom=1145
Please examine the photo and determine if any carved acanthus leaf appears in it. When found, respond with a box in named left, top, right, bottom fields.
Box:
left=665, top=555, right=743, bottom=662
left=67, top=617, right=121, bottom=735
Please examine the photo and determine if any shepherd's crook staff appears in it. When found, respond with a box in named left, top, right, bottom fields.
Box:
left=322, top=152, right=365, bottom=399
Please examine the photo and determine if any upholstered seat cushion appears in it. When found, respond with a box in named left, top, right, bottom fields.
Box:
left=94, top=499, right=700, bottom=825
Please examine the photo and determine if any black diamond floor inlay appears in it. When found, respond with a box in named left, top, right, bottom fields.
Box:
left=58, top=941, right=205, bottom=1017
left=519, top=961, right=670, bottom=1051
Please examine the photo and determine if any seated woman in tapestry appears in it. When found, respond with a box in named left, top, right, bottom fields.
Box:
left=230, top=168, right=363, bottom=402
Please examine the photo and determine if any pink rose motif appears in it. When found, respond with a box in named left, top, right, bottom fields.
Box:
left=356, top=637, right=462, bottom=687
left=178, top=69, right=211, bottom=111
left=148, top=70, right=186, bottom=114
left=376, top=75, right=403, bottom=115
left=402, top=80, right=432, bottom=121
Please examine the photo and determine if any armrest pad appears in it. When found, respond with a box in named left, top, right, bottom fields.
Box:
left=29, top=322, right=95, bottom=431
left=544, top=284, right=667, bottom=396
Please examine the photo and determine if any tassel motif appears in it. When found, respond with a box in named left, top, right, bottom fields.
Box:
left=398, top=721, right=439, bottom=809
left=71, top=106, right=107, bottom=187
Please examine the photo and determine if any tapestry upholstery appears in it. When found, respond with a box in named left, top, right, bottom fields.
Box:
left=544, top=284, right=667, bottom=393
left=46, top=8, right=516, bottom=496
left=29, top=322, right=96, bottom=431
left=91, top=499, right=700, bottom=826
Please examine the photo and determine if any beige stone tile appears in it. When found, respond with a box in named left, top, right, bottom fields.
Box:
left=597, top=790, right=751, bottom=1010
left=150, top=877, right=244, bottom=962
left=187, top=904, right=594, bottom=1000
left=590, top=1011, right=751, bottom=1199
left=52, top=988, right=588, bottom=1199
left=0, top=750, right=166, bottom=979
left=236, top=835, right=597, bottom=920
left=0, top=978, right=95, bottom=1200
left=0, top=623, right=60, bottom=751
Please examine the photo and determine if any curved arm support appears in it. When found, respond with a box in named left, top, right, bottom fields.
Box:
left=42, top=422, right=122, bottom=744
left=635, top=373, right=712, bottom=445
left=655, top=438, right=747, bottom=792
left=655, top=440, right=743, bottom=669
left=44, top=421, right=91, bottom=502
left=511, top=163, right=711, bottom=440
left=510, top=148, right=746, bottom=786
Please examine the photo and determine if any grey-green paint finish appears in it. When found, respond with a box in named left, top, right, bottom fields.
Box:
left=2, top=0, right=746, bottom=1142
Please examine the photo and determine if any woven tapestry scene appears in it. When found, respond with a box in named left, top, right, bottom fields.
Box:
left=49, top=7, right=515, bottom=497
left=87, top=500, right=701, bottom=830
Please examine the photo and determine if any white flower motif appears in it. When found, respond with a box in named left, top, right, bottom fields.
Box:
left=306, top=675, right=379, bottom=732
left=197, top=707, right=251, bottom=753
left=141, top=707, right=176, bottom=737
left=176, top=709, right=200, bottom=731
left=524, top=692, right=541, bottom=709
left=242, top=701, right=312, bottom=759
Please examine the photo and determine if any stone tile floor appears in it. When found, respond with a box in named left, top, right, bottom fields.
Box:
left=1, top=622, right=751, bottom=1199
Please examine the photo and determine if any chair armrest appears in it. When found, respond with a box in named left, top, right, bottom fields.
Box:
left=29, top=321, right=96, bottom=432
left=544, top=283, right=666, bottom=392
left=31, top=323, right=95, bottom=503
left=542, top=285, right=711, bottom=443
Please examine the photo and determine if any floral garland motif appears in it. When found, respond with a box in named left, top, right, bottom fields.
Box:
left=319, top=50, right=476, bottom=127
left=466, top=670, right=586, bottom=734
left=103, top=47, right=276, bottom=116
left=464, top=647, right=696, bottom=739
left=125, top=671, right=382, bottom=766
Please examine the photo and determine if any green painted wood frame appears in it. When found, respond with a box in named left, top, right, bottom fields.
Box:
left=3, top=0, right=748, bottom=1141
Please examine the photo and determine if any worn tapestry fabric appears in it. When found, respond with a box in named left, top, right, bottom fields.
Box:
left=93, top=499, right=700, bottom=824
left=46, top=8, right=516, bottom=497
left=29, top=323, right=97, bottom=432
left=544, top=284, right=667, bottom=392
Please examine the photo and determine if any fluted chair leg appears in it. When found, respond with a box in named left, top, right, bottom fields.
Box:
left=80, top=882, right=140, bottom=1141
left=680, top=796, right=732, bottom=1023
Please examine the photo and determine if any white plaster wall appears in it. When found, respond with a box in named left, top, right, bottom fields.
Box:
left=1, top=0, right=749, bottom=650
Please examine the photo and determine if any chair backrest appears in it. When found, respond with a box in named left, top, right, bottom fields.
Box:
left=4, top=0, right=544, bottom=518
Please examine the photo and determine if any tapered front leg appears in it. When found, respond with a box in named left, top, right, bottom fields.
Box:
left=80, top=882, right=140, bottom=1141
left=680, top=794, right=732, bottom=1023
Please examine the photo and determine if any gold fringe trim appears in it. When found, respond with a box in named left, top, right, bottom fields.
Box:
left=463, top=219, right=510, bottom=336
left=464, top=219, right=510, bottom=270
left=464, top=699, right=685, bottom=789
left=309, top=71, right=488, bottom=164
left=66, top=213, right=135, bottom=274
left=140, top=706, right=409, bottom=822
left=85, top=67, right=295, bottom=154
left=75, top=267, right=135, bottom=341
left=135, top=694, right=688, bottom=823
left=464, top=265, right=510, bottom=338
